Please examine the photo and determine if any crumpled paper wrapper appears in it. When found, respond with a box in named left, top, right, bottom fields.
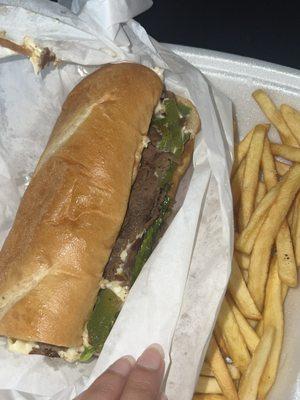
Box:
left=0, top=1, right=234, bottom=399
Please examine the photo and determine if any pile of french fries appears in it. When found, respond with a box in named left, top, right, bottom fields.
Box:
left=193, top=90, right=300, bottom=400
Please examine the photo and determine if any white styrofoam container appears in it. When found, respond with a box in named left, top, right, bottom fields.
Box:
left=166, top=44, right=300, bottom=400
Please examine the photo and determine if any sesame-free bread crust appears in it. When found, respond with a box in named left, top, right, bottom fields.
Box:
left=0, top=63, right=163, bottom=347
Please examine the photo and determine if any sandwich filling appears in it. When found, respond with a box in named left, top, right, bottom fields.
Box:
left=7, top=91, right=193, bottom=361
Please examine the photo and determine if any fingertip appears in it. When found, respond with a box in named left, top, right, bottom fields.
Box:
left=137, top=343, right=165, bottom=370
left=123, top=355, right=136, bottom=366
left=148, top=343, right=165, bottom=358
left=108, top=355, right=136, bottom=377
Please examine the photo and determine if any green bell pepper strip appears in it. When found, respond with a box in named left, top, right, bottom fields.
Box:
left=80, top=289, right=122, bottom=361
left=153, top=98, right=191, bottom=158
left=177, top=102, right=192, bottom=118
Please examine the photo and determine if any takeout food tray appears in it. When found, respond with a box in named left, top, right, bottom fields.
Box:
left=167, top=43, right=300, bottom=400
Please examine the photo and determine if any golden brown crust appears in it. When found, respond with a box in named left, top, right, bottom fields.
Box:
left=0, top=63, right=163, bottom=347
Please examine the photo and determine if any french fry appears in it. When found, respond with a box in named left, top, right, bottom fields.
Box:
left=201, top=361, right=215, bottom=377
left=202, top=360, right=240, bottom=381
left=252, top=89, right=299, bottom=146
left=232, top=128, right=254, bottom=176
left=238, top=326, right=275, bottom=400
left=235, top=180, right=281, bottom=254
left=262, top=137, right=298, bottom=287
left=202, top=361, right=241, bottom=381
left=256, top=319, right=264, bottom=338
left=216, top=297, right=251, bottom=373
left=196, top=97, right=300, bottom=400
left=262, top=137, right=278, bottom=188
left=281, top=103, right=300, bottom=144
left=248, top=319, right=258, bottom=329
left=195, top=376, right=222, bottom=394
left=241, top=269, right=248, bottom=282
left=281, top=283, right=288, bottom=303
left=239, top=124, right=268, bottom=230
left=234, top=251, right=250, bottom=270
left=270, top=142, right=300, bottom=162
left=206, top=336, right=239, bottom=400
left=275, top=160, right=291, bottom=176
left=292, top=193, right=300, bottom=266
left=258, top=258, right=284, bottom=399
left=227, top=296, right=259, bottom=354
left=193, top=395, right=226, bottom=400
left=288, top=201, right=295, bottom=228
left=248, top=164, right=300, bottom=310
left=291, top=194, right=299, bottom=234
left=228, top=258, right=261, bottom=319
left=231, top=158, right=246, bottom=211
left=276, top=222, right=297, bottom=287
left=255, top=181, right=266, bottom=207
left=214, top=328, right=229, bottom=359
left=227, top=364, right=241, bottom=381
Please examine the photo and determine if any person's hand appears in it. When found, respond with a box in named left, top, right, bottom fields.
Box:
left=76, top=344, right=167, bottom=400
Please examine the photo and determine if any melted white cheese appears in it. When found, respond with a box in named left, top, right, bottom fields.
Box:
left=58, top=346, right=84, bottom=363
left=143, top=136, right=150, bottom=148
left=100, top=280, right=129, bottom=302
left=49, top=324, right=88, bottom=362
left=154, top=100, right=165, bottom=115
left=118, top=232, right=143, bottom=266
left=82, top=324, right=90, bottom=348
left=120, top=241, right=132, bottom=263
left=100, top=278, right=109, bottom=289
left=7, top=325, right=90, bottom=362
left=116, top=266, right=123, bottom=275
left=7, top=338, right=39, bottom=355
left=182, top=125, right=191, bottom=134
left=106, top=281, right=129, bottom=302
left=120, top=250, right=127, bottom=262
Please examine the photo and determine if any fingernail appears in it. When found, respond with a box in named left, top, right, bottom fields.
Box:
left=137, top=343, right=164, bottom=370
left=109, top=355, right=136, bottom=377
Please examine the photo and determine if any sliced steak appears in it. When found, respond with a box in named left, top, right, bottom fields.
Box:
left=30, top=342, right=63, bottom=357
left=103, top=134, right=172, bottom=282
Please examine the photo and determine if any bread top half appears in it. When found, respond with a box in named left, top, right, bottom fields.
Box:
left=0, top=63, right=163, bottom=347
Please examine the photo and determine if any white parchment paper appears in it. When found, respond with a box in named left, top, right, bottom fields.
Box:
left=0, top=1, right=234, bottom=399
